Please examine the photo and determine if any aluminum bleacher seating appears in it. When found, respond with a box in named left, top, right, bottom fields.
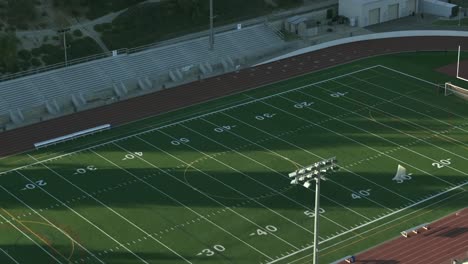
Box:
left=0, top=24, right=284, bottom=119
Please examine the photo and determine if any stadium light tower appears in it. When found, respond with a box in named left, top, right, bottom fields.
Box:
left=289, top=157, right=339, bottom=264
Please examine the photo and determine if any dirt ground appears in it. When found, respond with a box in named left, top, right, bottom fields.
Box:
left=436, top=59, right=468, bottom=79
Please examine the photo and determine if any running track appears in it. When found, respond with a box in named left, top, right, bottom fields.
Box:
left=341, top=208, right=468, bottom=264
left=1, top=36, right=468, bottom=157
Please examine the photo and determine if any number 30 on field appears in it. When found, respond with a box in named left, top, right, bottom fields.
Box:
left=196, top=245, right=225, bottom=257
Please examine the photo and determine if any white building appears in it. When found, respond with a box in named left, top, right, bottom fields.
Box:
left=339, top=0, right=420, bottom=27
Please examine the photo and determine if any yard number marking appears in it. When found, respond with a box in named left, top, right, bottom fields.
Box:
left=394, top=174, right=412, bottom=184
left=330, top=92, right=348, bottom=98
left=249, top=225, right=278, bottom=236
left=73, top=165, right=97, bottom=175
left=432, top=158, right=452, bottom=169
left=214, top=125, right=237, bottom=133
left=171, top=138, right=190, bottom=146
left=196, top=245, right=225, bottom=257
left=294, top=102, right=314, bottom=109
left=351, top=189, right=371, bottom=199
left=21, top=180, right=47, bottom=191
left=304, top=208, right=325, bottom=218
left=255, top=113, right=276, bottom=120
left=122, top=152, right=143, bottom=161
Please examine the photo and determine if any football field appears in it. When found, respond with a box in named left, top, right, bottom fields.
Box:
left=0, top=64, right=467, bottom=264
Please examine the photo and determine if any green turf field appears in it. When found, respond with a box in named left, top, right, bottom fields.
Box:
left=0, top=53, right=467, bottom=264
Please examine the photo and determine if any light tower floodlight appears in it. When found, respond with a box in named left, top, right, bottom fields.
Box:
left=289, top=157, right=338, bottom=264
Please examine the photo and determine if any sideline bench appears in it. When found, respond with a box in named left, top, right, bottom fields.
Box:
left=401, top=223, right=429, bottom=238
left=331, top=255, right=355, bottom=264
left=34, top=124, right=111, bottom=149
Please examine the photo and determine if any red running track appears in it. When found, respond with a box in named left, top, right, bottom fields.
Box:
left=342, top=208, right=468, bottom=264
left=1, top=36, right=468, bottom=157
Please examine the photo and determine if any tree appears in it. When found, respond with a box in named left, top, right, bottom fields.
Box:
left=0, top=32, right=18, bottom=72
left=7, top=0, right=37, bottom=28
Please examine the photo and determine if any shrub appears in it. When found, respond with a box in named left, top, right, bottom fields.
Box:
left=326, top=8, right=334, bottom=19
left=17, top=49, right=32, bottom=61
left=31, top=57, right=41, bottom=66
left=73, top=29, right=83, bottom=37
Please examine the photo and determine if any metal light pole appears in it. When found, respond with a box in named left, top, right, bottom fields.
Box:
left=57, top=28, right=71, bottom=66
left=459, top=6, right=462, bottom=27
left=209, top=0, right=214, bottom=50
left=289, top=157, right=339, bottom=264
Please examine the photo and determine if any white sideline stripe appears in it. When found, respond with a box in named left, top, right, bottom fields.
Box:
left=192, top=119, right=373, bottom=222
left=181, top=122, right=360, bottom=227
left=347, top=74, right=468, bottom=135
left=375, top=65, right=468, bottom=120
left=333, top=82, right=468, bottom=159
left=32, top=159, right=182, bottom=264
left=227, top=100, right=414, bottom=204
left=0, top=209, right=64, bottom=264
left=110, top=142, right=276, bottom=260
left=0, top=248, right=20, bottom=264
left=266, top=180, right=468, bottom=264
left=274, top=95, right=460, bottom=187
left=0, top=66, right=380, bottom=177
left=34, top=124, right=111, bottom=148
left=301, top=85, right=468, bottom=165
left=0, top=184, right=104, bottom=264
left=18, top=160, right=149, bottom=264
left=133, top=134, right=303, bottom=248
left=288, top=189, right=466, bottom=264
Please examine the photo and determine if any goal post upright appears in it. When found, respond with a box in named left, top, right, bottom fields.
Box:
left=456, top=45, right=468, bottom=82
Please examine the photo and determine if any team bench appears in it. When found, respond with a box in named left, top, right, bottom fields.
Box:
left=401, top=223, right=429, bottom=238
left=331, top=255, right=355, bottom=264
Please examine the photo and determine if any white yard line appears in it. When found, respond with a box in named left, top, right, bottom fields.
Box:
left=287, top=189, right=466, bottom=264
left=133, top=135, right=307, bottom=247
left=109, top=142, right=276, bottom=261
left=222, top=111, right=415, bottom=203
left=0, top=184, right=104, bottom=264
left=273, top=95, right=461, bottom=186
left=374, top=65, right=468, bottom=121
left=23, top=157, right=150, bottom=264
left=0, top=210, right=64, bottom=264
left=0, top=248, right=20, bottom=264
left=189, top=120, right=374, bottom=222
left=300, top=87, right=468, bottom=163
left=0, top=66, right=380, bottom=177
left=29, top=96, right=255, bottom=162
left=265, top=180, right=468, bottom=264
left=29, top=154, right=189, bottom=264
left=339, top=77, right=468, bottom=145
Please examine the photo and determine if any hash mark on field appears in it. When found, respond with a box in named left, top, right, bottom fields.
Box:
left=342, top=122, right=468, bottom=169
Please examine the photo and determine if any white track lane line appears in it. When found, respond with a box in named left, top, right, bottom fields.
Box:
left=266, top=182, right=468, bottom=264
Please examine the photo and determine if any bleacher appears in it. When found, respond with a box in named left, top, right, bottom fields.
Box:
left=0, top=24, right=285, bottom=125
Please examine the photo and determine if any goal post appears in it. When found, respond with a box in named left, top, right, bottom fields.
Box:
left=456, top=45, right=468, bottom=82
left=445, top=82, right=468, bottom=101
